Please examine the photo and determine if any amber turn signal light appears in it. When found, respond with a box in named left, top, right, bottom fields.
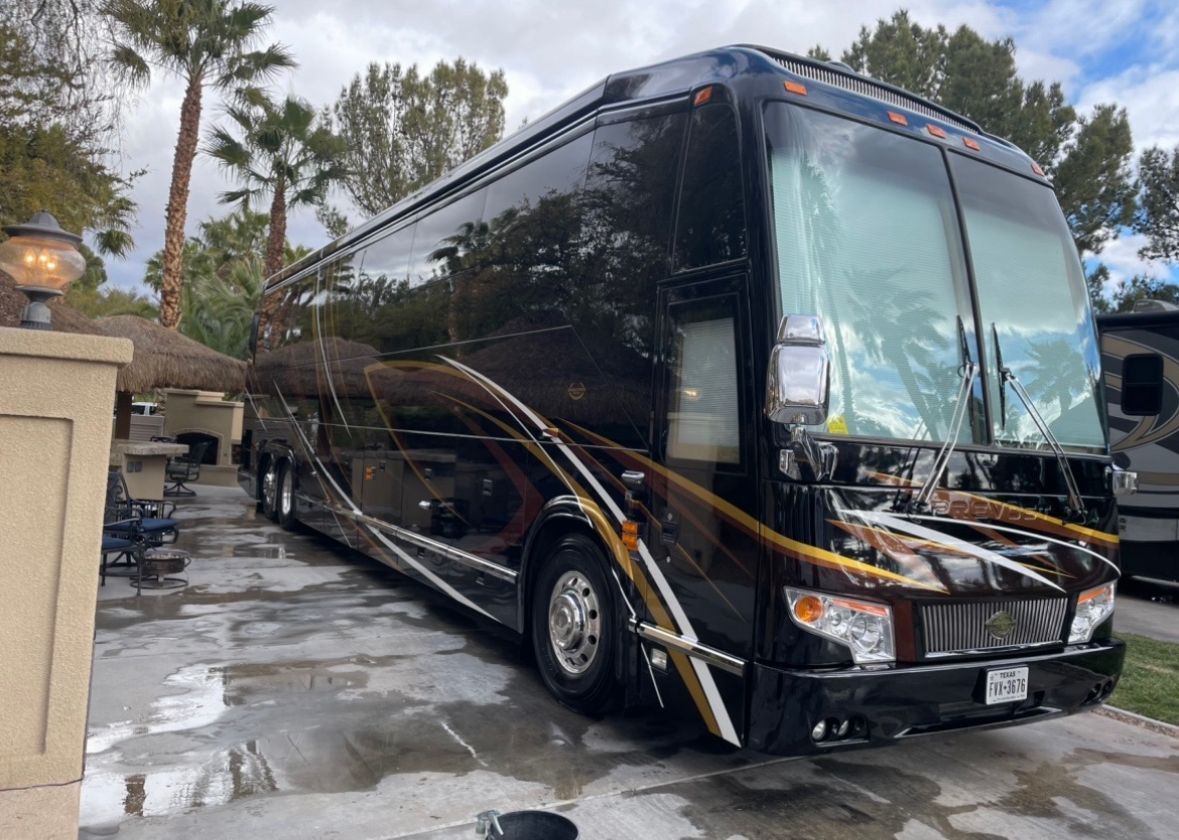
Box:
left=793, top=594, right=824, bottom=624
left=887, top=111, right=908, bottom=126
left=784, top=80, right=808, bottom=96
left=963, top=137, right=981, bottom=151
left=926, top=124, right=947, bottom=139
left=693, top=86, right=713, bottom=107
left=621, top=519, right=640, bottom=551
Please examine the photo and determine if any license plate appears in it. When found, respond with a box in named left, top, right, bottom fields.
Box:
left=985, top=666, right=1029, bottom=705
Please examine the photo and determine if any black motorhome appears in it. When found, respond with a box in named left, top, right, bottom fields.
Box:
left=240, top=46, right=1127, bottom=754
left=1099, top=301, right=1179, bottom=581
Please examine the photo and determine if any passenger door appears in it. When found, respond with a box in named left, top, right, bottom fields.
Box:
left=652, top=275, right=760, bottom=656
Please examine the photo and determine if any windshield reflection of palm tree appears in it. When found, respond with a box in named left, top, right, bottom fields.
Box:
left=793, top=157, right=953, bottom=439
left=1023, top=336, right=1082, bottom=444
left=794, top=157, right=860, bottom=431
left=846, top=268, right=953, bottom=437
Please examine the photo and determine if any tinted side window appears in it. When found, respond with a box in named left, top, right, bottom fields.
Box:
left=406, top=190, right=487, bottom=286
left=574, top=111, right=686, bottom=448
left=1122, top=353, right=1164, bottom=415
left=483, top=134, right=592, bottom=222
left=446, top=132, right=593, bottom=344
left=675, top=104, right=746, bottom=270
left=359, top=225, right=413, bottom=290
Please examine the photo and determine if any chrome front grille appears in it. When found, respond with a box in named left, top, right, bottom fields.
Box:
left=764, top=53, right=978, bottom=133
left=920, top=599, right=1067, bottom=658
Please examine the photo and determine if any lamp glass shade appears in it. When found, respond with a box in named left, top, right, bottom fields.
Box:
left=0, top=233, right=86, bottom=292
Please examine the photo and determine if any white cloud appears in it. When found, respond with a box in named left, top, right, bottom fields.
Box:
left=1012, top=47, right=1081, bottom=88
left=1077, top=66, right=1179, bottom=153
left=1088, top=232, right=1172, bottom=295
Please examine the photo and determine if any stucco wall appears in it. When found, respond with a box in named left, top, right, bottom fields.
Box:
left=0, top=328, right=132, bottom=839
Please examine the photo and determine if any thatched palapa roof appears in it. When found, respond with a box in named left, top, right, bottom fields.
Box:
left=98, top=315, right=246, bottom=395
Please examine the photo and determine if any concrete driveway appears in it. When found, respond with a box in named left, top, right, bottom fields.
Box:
left=1117, top=576, right=1179, bottom=643
left=80, top=486, right=1179, bottom=840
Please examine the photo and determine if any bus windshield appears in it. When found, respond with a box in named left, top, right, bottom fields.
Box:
left=950, top=153, right=1107, bottom=452
left=766, top=102, right=977, bottom=444
left=765, top=102, right=1106, bottom=451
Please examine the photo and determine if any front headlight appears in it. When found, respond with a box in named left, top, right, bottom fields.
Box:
left=1068, top=582, right=1116, bottom=644
left=784, top=587, right=895, bottom=664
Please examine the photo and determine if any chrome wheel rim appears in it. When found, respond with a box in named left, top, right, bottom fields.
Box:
left=548, top=570, right=602, bottom=675
left=262, top=463, right=278, bottom=511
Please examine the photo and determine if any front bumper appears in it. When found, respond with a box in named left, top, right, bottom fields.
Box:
left=746, top=640, right=1125, bottom=755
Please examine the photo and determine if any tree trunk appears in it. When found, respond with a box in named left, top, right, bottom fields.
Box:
left=259, top=181, right=287, bottom=334
left=160, top=73, right=203, bottom=329
left=265, top=180, right=287, bottom=279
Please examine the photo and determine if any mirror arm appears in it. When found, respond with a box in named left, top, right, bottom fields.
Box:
left=780, top=426, right=838, bottom=482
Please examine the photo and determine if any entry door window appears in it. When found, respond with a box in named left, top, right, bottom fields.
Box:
left=667, top=296, right=741, bottom=464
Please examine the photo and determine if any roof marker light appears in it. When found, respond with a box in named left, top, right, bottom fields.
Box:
left=784, top=80, right=808, bottom=96
left=1031, top=162, right=1045, bottom=176
left=887, top=111, right=908, bottom=126
left=926, top=124, right=947, bottom=139
left=963, top=137, right=981, bottom=151
left=693, top=86, right=713, bottom=107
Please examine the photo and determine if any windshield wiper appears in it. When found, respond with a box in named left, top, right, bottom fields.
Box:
left=913, top=317, right=977, bottom=510
left=991, top=324, right=1085, bottom=516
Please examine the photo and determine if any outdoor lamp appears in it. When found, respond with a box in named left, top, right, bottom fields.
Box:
left=0, top=211, right=86, bottom=330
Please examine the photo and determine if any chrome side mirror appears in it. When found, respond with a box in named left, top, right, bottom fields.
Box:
left=766, top=314, right=830, bottom=426
left=1110, top=465, right=1138, bottom=497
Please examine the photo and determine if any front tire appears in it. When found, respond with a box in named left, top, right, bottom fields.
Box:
left=530, top=534, right=619, bottom=714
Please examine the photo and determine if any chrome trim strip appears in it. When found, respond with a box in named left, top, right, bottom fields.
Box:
left=923, top=641, right=1060, bottom=660
left=630, top=620, right=746, bottom=676
left=337, top=505, right=518, bottom=583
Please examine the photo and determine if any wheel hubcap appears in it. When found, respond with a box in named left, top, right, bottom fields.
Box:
left=548, top=571, right=601, bottom=675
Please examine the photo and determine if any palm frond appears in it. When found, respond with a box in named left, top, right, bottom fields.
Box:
left=94, top=228, right=136, bottom=257
left=216, top=43, right=295, bottom=87
left=205, top=127, right=252, bottom=169
left=109, top=43, right=152, bottom=86
left=219, top=187, right=258, bottom=210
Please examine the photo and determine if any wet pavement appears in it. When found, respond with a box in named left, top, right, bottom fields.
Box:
left=81, top=486, right=1179, bottom=840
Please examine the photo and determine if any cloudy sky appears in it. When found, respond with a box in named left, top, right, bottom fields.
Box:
left=104, top=0, right=1179, bottom=295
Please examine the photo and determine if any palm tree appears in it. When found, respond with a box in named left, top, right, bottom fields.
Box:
left=207, top=92, right=346, bottom=278
left=181, top=251, right=264, bottom=357
left=105, top=0, right=294, bottom=328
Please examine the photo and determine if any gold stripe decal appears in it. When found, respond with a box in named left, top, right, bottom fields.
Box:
left=563, top=421, right=946, bottom=593
left=869, top=472, right=1119, bottom=547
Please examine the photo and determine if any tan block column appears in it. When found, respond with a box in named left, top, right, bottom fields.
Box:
left=0, top=328, right=132, bottom=840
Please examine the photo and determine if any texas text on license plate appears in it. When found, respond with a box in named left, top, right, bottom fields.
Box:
left=985, top=666, right=1029, bottom=705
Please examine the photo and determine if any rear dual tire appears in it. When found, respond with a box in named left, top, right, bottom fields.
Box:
left=261, top=459, right=296, bottom=530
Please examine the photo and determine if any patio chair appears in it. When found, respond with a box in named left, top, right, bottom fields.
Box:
left=101, top=469, right=144, bottom=586
left=164, top=440, right=211, bottom=497
left=103, top=468, right=180, bottom=548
